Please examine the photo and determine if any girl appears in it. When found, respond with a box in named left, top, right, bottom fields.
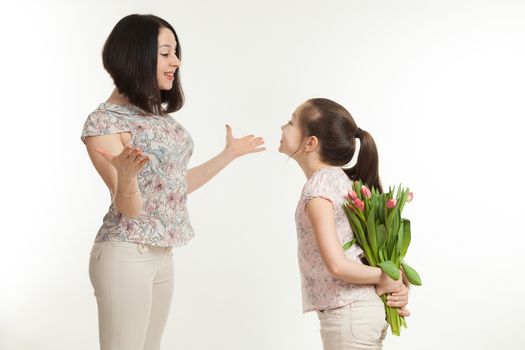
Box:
left=81, top=14, right=265, bottom=350
left=279, top=98, right=410, bottom=350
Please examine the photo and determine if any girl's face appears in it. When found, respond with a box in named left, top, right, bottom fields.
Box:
left=157, top=27, right=181, bottom=91
left=279, top=103, right=305, bottom=156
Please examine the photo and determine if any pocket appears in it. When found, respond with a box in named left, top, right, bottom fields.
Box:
left=349, top=298, right=387, bottom=343
left=89, top=243, right=104, bottom=260
left=317, top=305, right=344, bottom=321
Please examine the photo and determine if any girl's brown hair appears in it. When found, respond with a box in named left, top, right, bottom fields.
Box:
left=298, top=98, right=383, bottom=192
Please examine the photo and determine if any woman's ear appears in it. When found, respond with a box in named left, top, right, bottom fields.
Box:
left=304, top=136, right=319, bottom=153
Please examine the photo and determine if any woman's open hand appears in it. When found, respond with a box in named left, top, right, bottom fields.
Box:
left=225, top=124, right=266, bottom=158
left=95, top=144, right=149, bottom=179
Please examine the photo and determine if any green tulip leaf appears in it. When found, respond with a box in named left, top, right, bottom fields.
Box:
left=348, top=211, right=375, bottom=265
left=342, top=239, right=356, bottom=251
left=367, top=210, right=378, bottom=257
left=378, top=260, right=401, bottom=280
left=401, top=261, right=422, bottom=286
left=376, top=224, right=387, bottom=250
left=395, top=222, right=404, bottom=265
left=400, top=219, right=411, bottom=258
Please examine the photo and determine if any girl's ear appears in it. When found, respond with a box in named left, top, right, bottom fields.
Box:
left=304, top=136, right=319, bottom=153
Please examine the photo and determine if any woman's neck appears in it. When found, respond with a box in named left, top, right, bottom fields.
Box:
left=106, top=88, right=131, bottom=105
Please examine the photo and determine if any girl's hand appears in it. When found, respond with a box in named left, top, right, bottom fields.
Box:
left=386, top=283, right=408, bottom=307
left=95, top=144, right=149, bottom=178
left=387, top=283, right=411, bottom=316
left=225, top=124, right=266, bottom=159
left=376, top=272, right=411, bottom=317
left=397, top=307, right=411, bottom=317
left=375, top=270, right=404, bottom=297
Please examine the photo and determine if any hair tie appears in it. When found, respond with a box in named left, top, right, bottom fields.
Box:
left=354, top=127, right=363, bottom=138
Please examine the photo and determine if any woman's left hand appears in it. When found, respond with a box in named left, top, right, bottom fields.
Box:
left=225, top=124, right=266, bottom=158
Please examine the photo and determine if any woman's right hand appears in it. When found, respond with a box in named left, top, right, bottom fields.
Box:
left=95, top=144, right=149, bottom=179
left=375, top=270, right=404, bottom=297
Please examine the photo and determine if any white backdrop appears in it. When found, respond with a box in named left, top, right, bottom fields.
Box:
left=1, top=0, right=524, bottom=349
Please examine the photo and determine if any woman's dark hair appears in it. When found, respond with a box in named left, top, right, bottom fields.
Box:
left=102, top=14, right=184, bottom=115
left=298, top=98, right=383, bottom=193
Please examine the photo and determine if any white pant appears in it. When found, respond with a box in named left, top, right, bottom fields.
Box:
left=89, top=241, right=174, bottom=350
left=317, top=297, right=388, bottom=350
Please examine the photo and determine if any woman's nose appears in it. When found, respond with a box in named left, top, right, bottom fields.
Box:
left=172, top=55, right=181, bottom=67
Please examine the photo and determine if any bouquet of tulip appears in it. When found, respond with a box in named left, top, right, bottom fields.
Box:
left=343, top=181, right=422, bottom=336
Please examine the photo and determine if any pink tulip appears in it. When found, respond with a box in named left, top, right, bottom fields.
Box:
left=353, top=198, right=365, bottom=211
left=386, top=199, right=397, bottom=209
left=348, top=191, right=358, bottom=201
left=407, top=192, right=413, bottom=202
left=361, top=186, right=371, bottom=199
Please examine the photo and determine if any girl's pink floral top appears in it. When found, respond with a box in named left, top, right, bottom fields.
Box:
left=296, top=166, right=377, bottom=313
left=81, top=103, right=194, bottom=247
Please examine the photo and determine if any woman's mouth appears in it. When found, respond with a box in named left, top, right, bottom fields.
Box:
left=164, top=72, right=174, bottom=81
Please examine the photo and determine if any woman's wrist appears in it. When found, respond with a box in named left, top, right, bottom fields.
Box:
left=117, top=175, right=139, bottom=193
left=221, top=147, right=237, bottom=163
left=116, top=190, right=138, bottom=196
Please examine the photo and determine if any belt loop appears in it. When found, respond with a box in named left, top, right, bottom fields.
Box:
left=137, top=243, right=149, bottom=254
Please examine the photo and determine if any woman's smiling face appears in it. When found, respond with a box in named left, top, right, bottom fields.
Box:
left=157, top=27, right=181, bottom=91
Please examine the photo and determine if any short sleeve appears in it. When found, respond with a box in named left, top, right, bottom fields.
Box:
left=80, top=109, right=130, bottom=144
left=302, top=170, right=337, bottom=211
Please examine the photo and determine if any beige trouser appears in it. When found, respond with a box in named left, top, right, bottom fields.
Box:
left=89, top=241, right=174, bottom=350
left=316, top=296, right=389, bottom=350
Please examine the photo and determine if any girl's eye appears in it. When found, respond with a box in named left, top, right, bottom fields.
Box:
left=161, top=53, right=169, bottom=57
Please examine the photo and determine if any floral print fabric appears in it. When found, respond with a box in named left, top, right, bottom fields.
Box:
left=295, top=166, right=377, bottom=312
left=81, top=103, right=194, bottom=247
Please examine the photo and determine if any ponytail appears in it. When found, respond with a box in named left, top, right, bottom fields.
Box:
left=343, top=128, right=383, bottom=193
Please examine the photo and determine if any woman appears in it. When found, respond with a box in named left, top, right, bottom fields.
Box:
left=81, top=14, right=265, bottom=350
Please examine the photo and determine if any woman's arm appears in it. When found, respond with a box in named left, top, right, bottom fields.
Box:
left=187, top=125, right=265, bottom=194
left=306, top=197, right=403, bottom=296
left=84, top=133, right=149, bottom=218
left=187, top=148, right=236, bottom=194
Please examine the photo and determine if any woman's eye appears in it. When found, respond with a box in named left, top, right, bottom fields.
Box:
left=161, top=53, right=169, bottom=57
left=288, top=121, right=293, bottom=125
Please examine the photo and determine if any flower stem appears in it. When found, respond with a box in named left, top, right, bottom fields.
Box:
left=382, top=294, right=401, bottom=336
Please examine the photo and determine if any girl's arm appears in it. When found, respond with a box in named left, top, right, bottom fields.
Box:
left=306, top=197, right=402, bottom=296
left=187, top=125, right=265, bottom=194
